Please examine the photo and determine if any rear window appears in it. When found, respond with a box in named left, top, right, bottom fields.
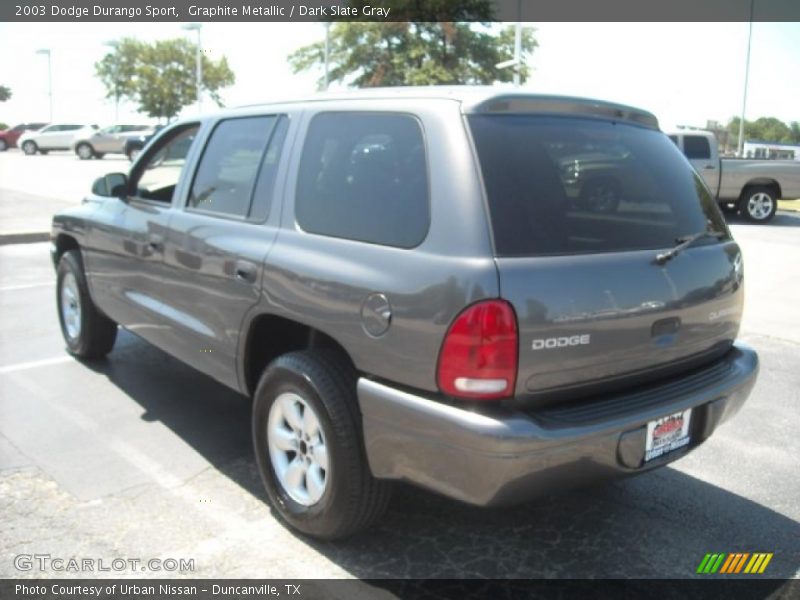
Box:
left=468, top=115, right=727, bottom=257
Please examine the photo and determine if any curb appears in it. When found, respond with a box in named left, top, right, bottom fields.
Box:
left=0, top=231, right=50, bottom=246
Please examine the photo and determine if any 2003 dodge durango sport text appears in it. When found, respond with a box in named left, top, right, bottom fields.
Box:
left=51, top=87, right=759, bottom=540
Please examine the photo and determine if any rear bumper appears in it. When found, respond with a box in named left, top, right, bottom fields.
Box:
left=357, top=342, right=758, bottom=506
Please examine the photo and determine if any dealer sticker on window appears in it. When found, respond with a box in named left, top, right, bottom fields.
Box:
left=645, top=409, right=692, bottom=462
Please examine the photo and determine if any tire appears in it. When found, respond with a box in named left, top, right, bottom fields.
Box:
left=127, top=147, right=141, bottom=161
left=56, top=250, right=118, bottom=359
left=76, top=143, right=95, bottom=160
left=579, top=177, right=621, bottom=213
left=0, top=139, right=7, bottom=151
left=252, top=350, right=391, bottom=540
left=21, top=140, right=37, bottom=155
left=739, top=186, right=778, bottom=223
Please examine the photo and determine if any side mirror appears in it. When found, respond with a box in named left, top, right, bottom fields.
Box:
left=91, top=173, right=128, bottom=198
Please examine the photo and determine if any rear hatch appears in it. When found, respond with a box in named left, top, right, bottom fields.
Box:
left=468, top=108, right=743, bottom=407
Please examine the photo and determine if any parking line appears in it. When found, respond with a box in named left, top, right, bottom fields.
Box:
left=0, top=356, right=73, bottom=374
left=0, top=281, right=54, bottom=292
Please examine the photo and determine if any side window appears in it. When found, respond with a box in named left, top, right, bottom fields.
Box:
left=132, top=124, right=199, bottom=203
left=187, top=116, right=278, bottom=218
left=296, top=112, right=429, bottom=248
left=683, top=135, right=711, bottom=160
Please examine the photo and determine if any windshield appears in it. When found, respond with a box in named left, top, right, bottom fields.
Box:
left=468, top=115, right=728, bottom=257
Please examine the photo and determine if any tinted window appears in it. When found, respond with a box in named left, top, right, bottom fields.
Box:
left=468, top=115, right=727, bottom=257
left=683, top=135, right=711, bottom=159
left=668, top=135, right=678, bottom=146
left=134, top=125, right=199, bottom=203
left=296, top=112, right=428, bottom=248
left=188, top=116, right=277, bottom=218
left=63, top=125, right=84, bottom=131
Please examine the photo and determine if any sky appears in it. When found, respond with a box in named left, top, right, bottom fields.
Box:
left=0, top=21, right=798, bottom=130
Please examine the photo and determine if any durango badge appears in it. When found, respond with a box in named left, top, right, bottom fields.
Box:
left=532, top=334, right=591, bottom=350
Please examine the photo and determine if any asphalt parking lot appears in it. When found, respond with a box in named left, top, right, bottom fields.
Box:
left=0, top=151, right=799, bottom=583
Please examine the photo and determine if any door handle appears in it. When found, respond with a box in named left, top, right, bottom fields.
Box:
left=234, top=261, right=257, bottom=283
left=147, top=234, right=164, bottom=252
left=703, top=165, right=716, bottom=170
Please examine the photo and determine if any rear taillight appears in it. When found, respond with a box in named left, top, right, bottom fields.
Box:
left=437, top=300, right=518, bottom=400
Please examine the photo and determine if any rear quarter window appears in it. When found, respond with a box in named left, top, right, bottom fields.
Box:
left=295, top=112, right=429, bottom=248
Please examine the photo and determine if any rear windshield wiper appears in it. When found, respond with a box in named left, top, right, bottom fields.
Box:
left=655, top=231, right=725, bottom=265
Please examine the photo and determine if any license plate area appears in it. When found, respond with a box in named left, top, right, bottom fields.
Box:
left=644, top=408, right=692, bottom=462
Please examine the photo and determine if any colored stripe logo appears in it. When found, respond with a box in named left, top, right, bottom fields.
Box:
left=696, top=553, right=773, bottom=574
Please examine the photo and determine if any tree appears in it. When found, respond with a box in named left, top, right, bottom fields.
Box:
left=728, top=116, right=798, bottom=146
left=289, top=22, right=537, bottom=88
left=95, top=38, right=235, bottom=121
left=0, top=85, right=11, bottom=102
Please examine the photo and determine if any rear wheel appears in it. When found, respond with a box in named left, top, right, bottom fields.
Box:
left=76, top=143, right=95, bottom=160
left=56, top=250, right=117, bottom=359
left=0, top=139, right=7, bottom=151
left=252, top=350, right=391, bottom=539
left=21, top=140, right=37, bottom=155
left=739, top=186, right=778, bottom=222
left=127, top=147, right=141, bottom=161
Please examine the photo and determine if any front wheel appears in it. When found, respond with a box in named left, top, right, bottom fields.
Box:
left=21, top=140, right=37, bottom=155
left=56, top=250, right=118, bottom=358
left=739, top=186, right=778, bottom=222
left=252, top=351, right=391, bottom=540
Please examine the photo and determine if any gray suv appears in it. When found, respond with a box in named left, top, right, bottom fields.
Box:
left=51, top=88, right=759, bottom=539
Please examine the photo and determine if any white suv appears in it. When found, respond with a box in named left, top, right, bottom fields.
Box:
left=19, top=124, right=96, bottom=155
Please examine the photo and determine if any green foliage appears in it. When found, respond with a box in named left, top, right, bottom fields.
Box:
left=95, top=37, right=235, bottom=121
left=0, top=85, right=11, bottom=102
left=289, top=22, right=537, bottom=88
left=728, top=116, right=800, bottom=145
left=0, top=123, right=8, bottom=131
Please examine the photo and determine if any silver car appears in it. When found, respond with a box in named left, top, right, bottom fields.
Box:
left=72, top=124, right=154, bottom=160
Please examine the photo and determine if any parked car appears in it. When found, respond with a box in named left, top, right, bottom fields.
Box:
left=19, top=124, right=97, bottom=155
left=123, top=126, right=163, bottom=161
left=72, top=124, right=155, bottom=160
left=0, top=122, right=48, bottom=151
left=51, top=89, right=758, bottom=540
left=668, top=130, right=800, bottom=222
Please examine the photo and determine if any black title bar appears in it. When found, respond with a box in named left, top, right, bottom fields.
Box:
left=4, top=0, right=800, bottom=22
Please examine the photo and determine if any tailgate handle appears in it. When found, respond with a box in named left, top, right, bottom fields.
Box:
left=651, top=317, right=681, bottom=337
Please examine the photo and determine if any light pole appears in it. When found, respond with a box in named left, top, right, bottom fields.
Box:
left=36, top=48, right=53, bottom=121
left=103, top=40, right=120, bottom=122
left=182, top=23, right=203, bottom=113
left=324, top=22, right=331, bottom=91
left=737, top=0, right=755, bottom=158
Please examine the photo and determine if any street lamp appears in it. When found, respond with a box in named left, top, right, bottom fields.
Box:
left=182, top=23, right=203, bottom=113
left=103, top=40, right=120, bottom=122
left=737, top=0, right=755, bottom=158
left=35, top=48, right=53, bottom=121
left=495, top=2, right=523, bottom=87
left=324, top=22, right=331, bottom=91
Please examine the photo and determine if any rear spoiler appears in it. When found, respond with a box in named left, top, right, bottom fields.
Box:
left=466, top=95, right=660, bottom=130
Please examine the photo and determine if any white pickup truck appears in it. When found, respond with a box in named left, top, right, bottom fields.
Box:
left=668, top=130, right=800, bottom=222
